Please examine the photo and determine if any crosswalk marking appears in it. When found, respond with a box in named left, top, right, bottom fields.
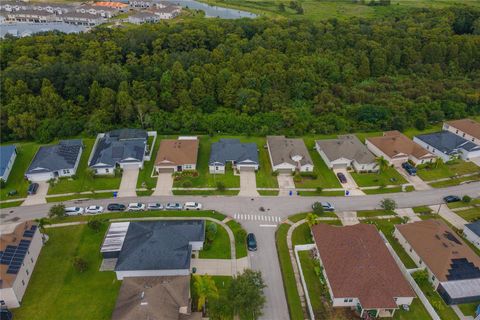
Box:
left=233, top=213, right=282, bottom=223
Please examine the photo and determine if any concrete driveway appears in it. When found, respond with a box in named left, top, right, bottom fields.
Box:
left=277, top=173, right=295, bottom=196
left=394, top=165, right=431, bottom=190
left=333, top=168, right=365, bottom=196
left=239, top=170, right=259, bottom=197
left=117, top=167, right=139, bottom=198
left=153, top=172, right=173, bottom=196
left=471, top=157, right=480, bottom=168
left=336, top=211, right=359, bottom=225
left=21, top=181, right=49, bottom=206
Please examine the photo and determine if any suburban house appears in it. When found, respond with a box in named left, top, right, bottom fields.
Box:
left=209, top=139, right=259, bottom=174
left=60, top=12, right=106, bottom=26
left=315, top=135, right=378, bottom=172
left=6, top=10, right=57, bottom=23
left=0, top=145, right=17, bottom=183
left=0, top=221, right=43, bottom=308
left=443, top=119, right=480, bottom=145
left=154, top=137, right=199, bottom=173
left=311, top=223, right=415, bottom=318
left=111, top=275, right=201, bottom=320
left=463, top=221, right=480, bottom=250
left=395, top=219, right=480, bottom=305
left=366, top=131, right=436, bottom=166
left=413, top=131, right=480, bottom=162
left=148, top=4, right=181, bottom=19
left=266, top=136, right=314, bottom=172
left=127, top=11, right=159, bottom=24
left=100, top=220, right=205, bottom=280
left=25, top=139, right=83, bottom=182
left=75, top=5, right=118, bottom=18
left=89, top=129, right=148, bottom=175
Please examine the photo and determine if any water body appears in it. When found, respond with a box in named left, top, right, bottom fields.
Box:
left=0, top=22, right=87, bottom=38
left=172, top=0, right=257, bottom=19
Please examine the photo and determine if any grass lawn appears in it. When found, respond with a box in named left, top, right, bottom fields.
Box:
left=393, top=297, right=432, bottom=320
left=0, top=201, right=23, bottom=208
left=294, top=137, right=341, bottom=189
left=258, top=190, right=279, bottom=196
left=362, top=186, right=409, bottom=195
left=199, top=221, right=231, bottom=259
left=351, top=166, right=406, bottom=187
left=357, top=209, right=395, bottom=218
left=0, top=142, right=40, bottom=200
left=48, top=138, right=121, bottom=195
left=46, top=192, right=114, bottom=203
left=191, top=275, right=233, bottom=316
left=363, top=218, right=417, bottom=269
left=13, top=224, right=121, bottom=320
left=172, top=189, right=239, bottom=196
left=447, top=198, right=480, bottom=209
left=430, top=174, right=480, bottom=188
left=291, top=223, right=313, bottom=246
left=136, top=134, right=161, bottom=190
left=226, top=220, right=247, bottom=258
left=417, top=161, right=479, bottom=182
left=455, top=207, right=480, bottom=222
left=413, top=206, right=433, bottom=214
left=458, top=302, right=480, bottom=317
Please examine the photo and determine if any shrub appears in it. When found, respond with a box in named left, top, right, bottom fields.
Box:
left=216, top=181, right=226, bottom=191
left=312, top=202, right=324, bottom=215
left=73, top=257, right=88, bottom=273
left=87, top=219, right=103, bottom=232
left=182, top=180, right=193, bottom=188
left=462, top=195, right=472, bottom=203
left=114, top=167, right=122, bottom=177
left=206, top=223, right=218, bottom=243
left=380, top=198, right=397, bottom=211
left=235, top=229, right=247, bottom=244
left=293, top=174, right=302, bottom=183
left=316, top=187, right=323, bottom=193
left=300, top=172, right=317, bottom=179
left=49, top=204, right=66, bottom=218
left=0, top=179, right=5, bottom=188
left=271, top=171, right=279, bottom=177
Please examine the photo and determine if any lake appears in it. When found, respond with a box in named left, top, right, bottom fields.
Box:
left=171, top=0, right=257, bottom=19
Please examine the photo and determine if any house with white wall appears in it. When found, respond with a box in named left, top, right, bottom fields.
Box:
left=414, top=131, right=480, bottom=162
left=209, top=139, right=259, bottom=174
left=0, top=145, right=17, bottom=183
left=443, top=119, right=480, bottom=146
left=267, top=136, right=313, bottom=173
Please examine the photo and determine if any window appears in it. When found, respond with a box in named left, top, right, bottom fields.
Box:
left=431, top=275, right=435, bottom=281
left=105, top=169, right=110, bottom=173
left=348, top=299, right=353, bottom=302
left=344, top=299, right=348, bottom=303
left=63, top=169, right=70, bottom=174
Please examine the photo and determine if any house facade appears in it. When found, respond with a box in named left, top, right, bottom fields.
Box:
left=209, top=139, right=259, bottom=174
left=0, top=145, right=17, bottom=183
left=464, top=221, right=480, bottom=250
left=413, top=131, right=480, bottom=162
left=267, top=136, right=314, bottom=172
left=25, top=140, right=83, bottom=182
left=128, top=12, right=159, bottom=24
left=443, top=119, right=480, bottom=146
left=154, top=137, right=199, bottom=173
left=0, top=221, right=43, bottom=308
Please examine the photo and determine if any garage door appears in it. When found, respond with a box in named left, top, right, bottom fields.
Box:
left=239, top=166, right=255, bottom=172
left=157, top=167, right=175, bottom=173
left=332, top=163, right=348, bottom=170
left=277, top=168, right=293, bottom=174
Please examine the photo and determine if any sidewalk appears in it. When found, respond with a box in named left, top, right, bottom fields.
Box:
left=429, top=204, right=468, bottom=230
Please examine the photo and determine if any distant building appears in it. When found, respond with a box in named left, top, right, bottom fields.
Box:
left=129, top=0, right=152, bottom=8
left=266, top=136, right=313, bottom=172
left=443, top=119, right=480, bottom=146
left=148, top=4, right=181, bottom=19
left=464, top=221, right=480, bottom=250
left=127, top=11, right=159, bottom=24
left=6, top=10, right=58, bottom=23
left=414, top=131, right=480, bottom=162
left=75, top=5, right=118, bottom=18
left=61, top=12, right=106, bottom=26
left=209, top=139, right=259, bottom=174
left=0, top=145, right=17, bottom=183
left=0, top=221, right=43, bottom=308
left=0, top=1, right=30, bottom=12
left=154, top=137, right=199, bottom=173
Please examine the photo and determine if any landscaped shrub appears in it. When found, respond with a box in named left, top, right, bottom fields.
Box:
left=206, top=223, right=218, bottom=243
left=182, top=180, right=193, bottom=188
left=462, top=195, right=472, bottom=203
left=216, top=181, right=226, bottom=191
left=299, top=172, right=317, bottom=179
left=293, top=174, right=302, bottom=183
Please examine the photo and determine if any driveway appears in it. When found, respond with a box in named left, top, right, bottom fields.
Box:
left=277, top=173, right=295, bottom=196
left=471, top=157, right=480, bottom=168
left=153, top=172, right=173, bottom=196
left=117, top=167, right=139, bottom=198
left=239, top=170, right=259, bottom=197
left=333, top=168, right=365, bottom=196
left=429, top=204, right=468, bottom=230
left=394, top=165, right=431, bottom=190
left=394, top=208, right=421, bottom=222
left=336, top=211, right=359, bottom=225
left=21, top=181, right=49, bottom=206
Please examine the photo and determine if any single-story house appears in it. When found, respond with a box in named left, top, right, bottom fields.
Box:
left=89, top=129, right=147, bottom=175
left=25, top=139, right=83, bottom=182
left=100, top=220, right=205, bottom=280
left=413, top=131, right=480, bottom=162
left=0, top=221, right=43, bottom=308
left=209, top=139, right=259, bottom=174
left=111, top=275, right=201, bottom=320
left=266, top=136, right=313, bottom=173
left=443, top=119, right=480, bottom=146
left=0, top=145, right=17, bottom=182
left=315, top=135, right=378, bottom=172
left=395, top=219, right=480, bottom=305
left=154, top=137, right=199, bottom=173
left=464, top=221, right=480, bottom=250
left=312, top=223, right=415, bottom=318
left=366, top=131, right=436, bottom=166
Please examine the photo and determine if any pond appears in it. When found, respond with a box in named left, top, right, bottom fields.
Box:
left=171, top=0, right=257, bottom=19
left=0, top=22, right=87, bottom=38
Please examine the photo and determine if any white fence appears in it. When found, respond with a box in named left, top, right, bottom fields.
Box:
left=145, top=131, right=157, bottom=161
left=294, top=244, right=316, bottom=320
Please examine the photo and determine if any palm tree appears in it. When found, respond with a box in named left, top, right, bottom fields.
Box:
left=375, top=156, right=388, bottom=174
left=194, top=275, right=218, bottom=313
left=34, top=217, right=50, bottom=233
left=434, top=157, right=444, bottom=169
left=306, top=213, right=318, bottom=227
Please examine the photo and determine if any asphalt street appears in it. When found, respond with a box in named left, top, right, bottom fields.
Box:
left=1, top=181, right=479, bottom=320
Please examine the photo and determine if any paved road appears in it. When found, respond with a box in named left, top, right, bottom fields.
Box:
left=2, top=181, right=479, bottom=320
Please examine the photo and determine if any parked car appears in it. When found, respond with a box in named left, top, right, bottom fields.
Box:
left=311, top=202, right=335, bottom=212
left=27, top=183, right=39, bottom=195
left=443, top=195, right=461, bottom=203
left=85, top=205, right=104, bottom=214
left=166, top=203, right=182, bottom=210
left=247, top=233, right=257, bottom=251
left=107, top=203, right=126, bottom=211
left=147, top=203, right=163, bottom=211
left=184, top=202, right=202, bottom=210
left=336, top=172, right=347, bottom=184
left=402, top=162, right=417, bottom=176
left=127, top=203, right=146, bottom=211
left=64, top=207, right=84, bottom=216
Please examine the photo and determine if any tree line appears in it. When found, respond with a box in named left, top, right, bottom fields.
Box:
left=1, top=7, right=480, bottom=143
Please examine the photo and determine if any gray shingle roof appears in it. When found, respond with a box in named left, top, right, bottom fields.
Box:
left=465, top=221, right=480, bottom=237
left=0, top=145, right=16, bottom=177
left=316, top=135, right=376, bottom=165
left=209, top=139, right=259, bottom=166
left=89, top=129, right=147, bottom=167
left=115, top=220, right=205, bottom=271
left=415, top=131, right=480, bottom=155
left=26, top=140, right=82, bottom=174
left=267, top=136, right=313, bottom=167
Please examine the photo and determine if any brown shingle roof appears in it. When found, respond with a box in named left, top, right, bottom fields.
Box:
left=446, top=119, right=480, bottom=140
left=396, top=219, right=480, bottom=282
left=367, top=130, right=435, bottom=160
left=155, top=138, right=199, bottom=167
left=312, top=223, right=414, bottom=309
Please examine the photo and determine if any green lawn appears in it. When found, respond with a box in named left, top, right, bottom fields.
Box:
left=0, top=201, right=23, bottom=208
left=458, top=302, right=480, bottom=317
left=226, top=220, right=247, bottom=258
left=13, top=224, right=121, bottom=320
left=46, top=192, right=114, bottom=203
left=199, top=221, right=231, bottom=259
left=393, top=298, right=432, bottom=320
left=258, top=190, right=279, bottom=196
left=413, top=206, right=433, bottom=215
left=447, top=198, right=480, bottom=209
left=351, top=166, right=407, bottom=187
left=362, top=186, right=413, bottom=195
left=291, top=223, right=313, bottom=246
left=136, top=134, right=161, bottom=190
left=357, top=209, right=395, bottom=218
left=430, top=174, right=480, bottom=188
left=455, top=207, right=480, bottom=222
left=172, top=189, right=239, bottom=196
left=417, top=161, right=479, bottom=181
left=48, top=138, right=121, bottom=195
left=0, top=142, right=40, bottom=200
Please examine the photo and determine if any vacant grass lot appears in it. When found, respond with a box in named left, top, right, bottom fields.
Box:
left=351, top=166, right=407, bottom=187
left=199, top=221, right=231, bottom=259
left=136, top=134, right=161, bottom=190
left=417, top=161, right=479, bottom=182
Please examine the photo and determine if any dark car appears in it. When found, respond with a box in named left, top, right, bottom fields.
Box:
left=107, top=203, right=126, bottom=211
left=401, top=162, right=417, bottom=176
left=443, top=195, right=461, bottom=203
left=27, top=183, right=39, bottom=195
left=247, top=233, right=257, bottom=252
left=336, top=172, right=347, bottom=184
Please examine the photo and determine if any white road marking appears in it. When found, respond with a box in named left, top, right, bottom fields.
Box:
left=259, top=224, right=277, bottom=228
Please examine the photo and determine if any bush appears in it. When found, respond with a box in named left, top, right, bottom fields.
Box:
left=299, top=172, right=317, bottom=179
left=316, top=187, right=323, bottom=193
left=206, top=222, right=218, bottom=243
left=73, top=257, right=88, bottom=273
left=182, top=180, right=193, bottom=188
left=87, top=219, right=103, bottom=232
left=0, top=179, right=5, bottom=188
left=235, top=229, right=247, bottom=245
left=114, top=167, right=122, bottom=177
left=462, top=195, right=472, bottom=203
left=293, top=174, right=302, bottom=183
left=271, top=171, right=279, bottom=177
left=312, top=202, right=324, bottom=215
left=49, top=204, right=66, bottom=218
left=380, top=198, right=397, bottom=211
left=216, top=181, right=226, bottom=191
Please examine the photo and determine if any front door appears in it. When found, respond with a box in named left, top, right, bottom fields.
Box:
left=177, top=165, right=182, bottom=172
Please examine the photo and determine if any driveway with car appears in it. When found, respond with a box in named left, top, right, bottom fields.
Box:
left=239, top=170, right=259, bottom=197
left=153, top=172, right=173, bottom=196
left=333, top=168, right=365, bottom=196
left=394, top=164, right=431, bottom=190
left=118, top=167, right=139, bottom=198
left=21, top=181, right=48, bottom=206
left=277, top=173, right=295, bottom=196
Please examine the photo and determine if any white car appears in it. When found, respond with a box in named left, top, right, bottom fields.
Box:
left=184, top=202, right=202, bottom=210
left=147, top=203, right=163, bottom=211
left=127, top=203, right=146, bottom=211
left=64, top=207, right=84, bottom=216
left=85, top=205, right=104, bottom=214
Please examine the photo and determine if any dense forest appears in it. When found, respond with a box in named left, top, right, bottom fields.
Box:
left=1, top=7, right=480, bottom=142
